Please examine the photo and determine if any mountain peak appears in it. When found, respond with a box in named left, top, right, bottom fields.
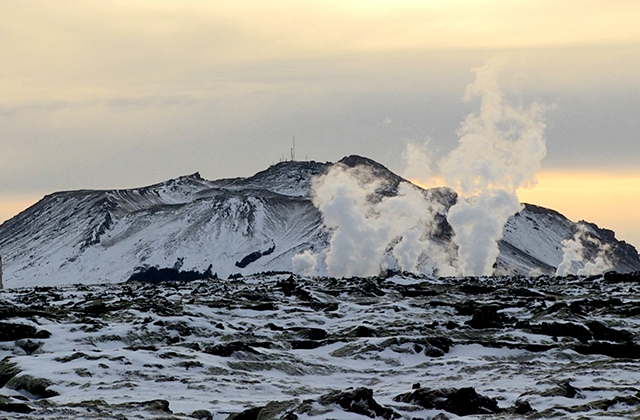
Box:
left=339, top=154, right=386, bottom=168
left=336, top=155, right=408, bottom=196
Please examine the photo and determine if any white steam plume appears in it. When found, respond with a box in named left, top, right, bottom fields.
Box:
left=291, top=249, right=317, bottom=276
left=296, top=58, right=547, bottom=278
left=440, top=59, right=546, bottom=276
left=402, top=141, right=433, bottom=186
left=446, top=190, right=521, bottom=276
left=293, top=164, right=452, bottom=278
left=555, top=223, right=614, bottom=276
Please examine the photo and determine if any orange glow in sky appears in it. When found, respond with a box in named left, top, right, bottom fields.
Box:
left=410, top=171, right=640, bottom=248
left=517, top=171, right=640, bottom=246
left=0, top=195, right=41, bottom=226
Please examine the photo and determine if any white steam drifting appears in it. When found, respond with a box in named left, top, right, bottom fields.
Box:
left=555, top=223, right=614, bottom=276
left=440, top=59, right=546, bottom=276
left=291, top=249, right=318, bottom=276
left=446, top=191, right=522, bottom=275
left=293, top=59, right=549, bottom=278
left=302, top=164, right=454, bottom=278
left=402, top=60, right=547, bottom=276
left=402, top=141, right=433, bottom=186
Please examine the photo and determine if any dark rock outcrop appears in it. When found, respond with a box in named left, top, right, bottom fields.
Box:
left=127, top=266, right=214, bottom=283
left=526, top=321, right=593, bottom=343
left=0, top=396, right=33, bottom=414
left=466, top=305, right=510, bottom=329
left=203, top=342, right=260, bottom=357
left=586, top=320, right=634, bottom=342
left=0, top=322, right=50, bottom=342
left=394, top=387, right=501, bottom=416
left=574, top=341, right=640, bottom=359
left=5, top=375, right=59, bottom=399
left=319, top=388, right=399, bottom=419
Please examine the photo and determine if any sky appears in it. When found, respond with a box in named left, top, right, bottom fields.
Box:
left=1, top=1, right=639, bottom=247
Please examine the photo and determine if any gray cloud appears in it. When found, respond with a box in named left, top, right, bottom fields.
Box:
left=0, top=46, right=639, bottom=197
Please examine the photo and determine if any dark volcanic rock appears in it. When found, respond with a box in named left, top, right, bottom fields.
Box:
left=290, top=340, right=325, bottom=350
left=15, top=339, right=44, bottom=355
left=458, top=282, right=496, bottom=295
left=0, top=322, right=51, bottom=341
left=527, top=322, right=593, bottom=343
left=227, top=406, right=262, bottom=420
left=466, top=305, right=508, bottom=329
left=542, top=380, right=584, bottom=399
left=440, top=388, right=501, bottom=416
left=394, top=387, right=501, bottom=416
left=585, top=320, right=634, bottom=342
left=569, top=298, right=625, bottom=315
left=349, top=325, right=378, bottom=337
left=423, top=345, right=446, bottom=357
left=78, top=300, right=108, bottom=316
left=117, top=399, right=173, bottom=413
left=227, top=400, right=297, bottom=420
left=248, top=302, right=278, bottom=311
left=290, top=327, right=327, bottom=340
left=235, top=244, right=275, bottom=269
left=127, top=266, right=213, bottom=283
left=424, top=337, right=453, bottom=357
left=6, top=375, right=59, bottom=399
left=604, top=271, right=640, bottom=283
left=574, top=341, right=640, bottom=359
left=395, top=283, right=439, bottom=298
left=0, top=357, right=21, bottom=387
left=455, top=301, right=478, bottom=316
left=2, top=273, right=640, bottom=418
left=191, top=409, right=213, bottom=420
left=203, top=342, right=260, bottom=357
left=514, top=400, right=535, bottom=414
left=0, top=396, right=33, bottom=414
left=275, top=277, right=297, bottom=296
left=320, top=387, right=399, bottom=419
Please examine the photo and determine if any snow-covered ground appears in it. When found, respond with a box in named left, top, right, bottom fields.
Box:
left=1, top=272, right=639, bottom=419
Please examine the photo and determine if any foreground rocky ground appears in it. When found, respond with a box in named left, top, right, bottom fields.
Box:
left=1, top=271, right=640, bottom=419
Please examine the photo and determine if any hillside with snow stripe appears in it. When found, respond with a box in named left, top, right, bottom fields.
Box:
left=0, top=156, right=638, bottom=288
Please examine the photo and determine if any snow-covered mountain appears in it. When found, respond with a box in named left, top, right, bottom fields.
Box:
left=0, top=156, right=638, bottom=288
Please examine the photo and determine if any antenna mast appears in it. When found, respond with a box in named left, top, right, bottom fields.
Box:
left=290, top=136, right=296, bottom=161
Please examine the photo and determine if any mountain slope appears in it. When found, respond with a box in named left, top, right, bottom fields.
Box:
left=498, top=204, right=640, bottom=276
left=0, top=156, right=638, bottom=288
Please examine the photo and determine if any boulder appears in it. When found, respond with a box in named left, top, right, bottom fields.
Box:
left=6, top=375, right=59, bottom=399
left=394, top=387, right=501, bottom=416
left=586, top=320, right=634, bottom=342
left=15, top=339, right=44, bottom=355
left=290, top=327, right=327, bottom=340
left=0, top=357, right=21, bottom=387
left=574, top=341, right=640, bottom=359
left=349, top=325, right=378, bottom=338
left=0, top=322, right=50, bottom=342
left=190, top=409, right=213, bottom=420
left=0, top=396, right=33, bottom=414
left=528, top=322, right=592, bottom=343
left=541, top=380, right=584, bottom=399
left=514, top=400, right=535, bottom=414
left=319, top=387, right=399, bottom=419
left=203, top=342, right=260, bottom=357
left=466, top=306, right=508, bottom=329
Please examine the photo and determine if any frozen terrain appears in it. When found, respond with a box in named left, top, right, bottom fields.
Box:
left=1, top=156, right=638, bottom=288
left=1, top=272, right=640, bottom=418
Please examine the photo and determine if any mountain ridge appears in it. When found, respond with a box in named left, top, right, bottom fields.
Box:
left=1, top=155, right=638, bottom=288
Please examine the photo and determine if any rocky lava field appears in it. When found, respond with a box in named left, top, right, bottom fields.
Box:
left=1, top=271, right=640, bottom=419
